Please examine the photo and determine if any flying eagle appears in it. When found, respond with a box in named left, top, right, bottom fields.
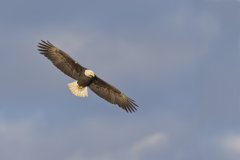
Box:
left=38, top=40, right=138, bottom=112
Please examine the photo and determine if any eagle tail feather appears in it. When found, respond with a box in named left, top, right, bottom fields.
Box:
left=68, top=81, right=88, bottom=97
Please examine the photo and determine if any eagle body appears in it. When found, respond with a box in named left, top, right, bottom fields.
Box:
left=38, top=40, right=138, bottom=112
left=77, top=70, right=95, bottom=87
left=68, top=69, right=95, bottom=97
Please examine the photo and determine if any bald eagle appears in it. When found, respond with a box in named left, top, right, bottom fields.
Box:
left=38, top=40, right=138, bottom=112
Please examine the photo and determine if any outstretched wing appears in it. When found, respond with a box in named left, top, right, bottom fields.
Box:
left=38, top=40, right=86, bottom=80
left=89, top=76, right=138, bottom=113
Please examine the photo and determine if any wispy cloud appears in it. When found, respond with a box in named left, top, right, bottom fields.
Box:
left=221, top=135, right=240, bottom=155
left=130, top=132, right=168, bottom=160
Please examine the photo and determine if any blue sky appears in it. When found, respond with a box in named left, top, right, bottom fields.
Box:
left=0, top=0, right=239, bottom=160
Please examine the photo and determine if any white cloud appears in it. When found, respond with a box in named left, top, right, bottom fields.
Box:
left=130, top=132, right=168, bottom=160
left=221, top=135, right=240, bottom=154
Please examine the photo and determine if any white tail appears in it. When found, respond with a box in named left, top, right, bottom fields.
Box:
left=67, top=81, right=88, bottom=97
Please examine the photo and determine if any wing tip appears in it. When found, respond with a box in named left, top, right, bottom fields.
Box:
left=37, top=40, right=57, bottom=55
left=38, top=40, right=53, bottom=47
left=122, top=98, right=139, bottom=113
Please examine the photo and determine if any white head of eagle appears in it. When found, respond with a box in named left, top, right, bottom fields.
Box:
left=84, top=69, right=95, bottom=78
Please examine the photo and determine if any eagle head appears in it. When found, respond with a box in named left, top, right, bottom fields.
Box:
left=84, top=69, right=95, bottom=78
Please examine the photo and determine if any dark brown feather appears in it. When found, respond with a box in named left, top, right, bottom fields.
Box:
left=38, top=40, right=85, bottom=80
left=89, top=76, right=138, bottom=112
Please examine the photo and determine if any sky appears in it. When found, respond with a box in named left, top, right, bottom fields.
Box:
left=0, top=0, right=239, bottom=160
